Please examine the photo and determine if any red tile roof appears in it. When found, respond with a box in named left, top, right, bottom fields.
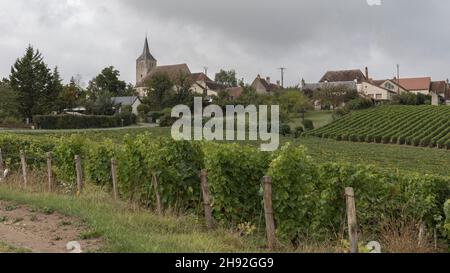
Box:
left=398, top=77, right=431, bottom=91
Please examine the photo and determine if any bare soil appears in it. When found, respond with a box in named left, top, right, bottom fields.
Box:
left=0, top=200, right=103, bottom=253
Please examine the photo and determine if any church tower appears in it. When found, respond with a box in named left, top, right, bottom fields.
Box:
left=136, top=36, right=157, bottom=84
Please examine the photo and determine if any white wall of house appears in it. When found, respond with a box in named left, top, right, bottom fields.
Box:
left=361, top=82, right=394, bottom=101
left=191, top=82, right=219, bottom=97
left=410, top=90, right=430, bottom=95
left=132, top=100, right=141, bottom=115
left=379, top=80, right=408, bottom=94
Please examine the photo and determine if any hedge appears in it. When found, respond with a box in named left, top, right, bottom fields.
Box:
left=33, top=113, right=136, bottom=129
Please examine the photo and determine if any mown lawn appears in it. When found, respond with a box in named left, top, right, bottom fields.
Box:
left=0, top=185, right=264, bottom=253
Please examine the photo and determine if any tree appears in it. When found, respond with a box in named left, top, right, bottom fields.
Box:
left=171, top=72, right=194, bottom=106
left=85, top=90, right=116, bottom=115
left=9, top=45, right=56, bottom=119
left=40, top=66, right=63, bottom=113
left=278, top=90, right=313, bottom=120
left=143, top=73, right=173, bottom=111
left=313, top=85, right=358, bottom=109
left=87, top=66, right=129, bottom=98
left=215, top=69, right=238, bottom=87
left=58, top=77, right=83, bottom=112
left=0, top=81, right=20, bottom=121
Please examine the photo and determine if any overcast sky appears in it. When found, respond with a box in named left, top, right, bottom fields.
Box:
left=0, top=0, right=449, bottom=87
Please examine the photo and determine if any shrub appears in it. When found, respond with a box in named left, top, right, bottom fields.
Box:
left=159, top=108, right=177, bottom=127
left=85, top=139, right=117, bottom=187
left=294, top=126, right=304, bottom=138
left=267, top=144, right=318, bottom=241
left=302, top=119, right=314, bottom=131
left=52, top=135, right=86, bottom=192
left=33, top=113, right=136, bottom=129
left=444, top=200, right=450, bottom=239
left=204, top=143, right=269, bottom=224
left=280, top=124, right=292, bottom=136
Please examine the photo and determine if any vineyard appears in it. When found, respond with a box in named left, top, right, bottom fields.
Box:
left=308, top=105, right=450, bottom=149
left=0, top=133, right=449, bottom=250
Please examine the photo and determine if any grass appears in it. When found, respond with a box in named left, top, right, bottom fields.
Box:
left=0, top=241, right=30, bottom=253
left=0, top=184, right=266, bottom=253
left=289, top=111, right=334, bottom=129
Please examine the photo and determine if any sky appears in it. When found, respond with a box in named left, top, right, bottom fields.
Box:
left=0, top=0, right=449, bottom=87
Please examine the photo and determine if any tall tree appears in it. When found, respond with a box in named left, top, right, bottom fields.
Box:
left=215, top=69, right=238, bottom=87
left=0, top=81, right=20, bottom=121
left=87, top=66, right=129, bottom=98
left=9, top=45, right=54, bottom=119
left=143, top=73, right=173, bottom=110
left=40, top=66, right=63, bottom=113
left=58, top=77, right=83, bottom=112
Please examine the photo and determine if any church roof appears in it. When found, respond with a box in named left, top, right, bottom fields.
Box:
left=136, top=64, right=192, bottom=87
left=137, top=37, right=157, bottom=62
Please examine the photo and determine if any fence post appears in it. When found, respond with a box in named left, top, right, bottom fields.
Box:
left=75, top=155, right=83, bottom=195
left=111, top=159, right=118, bottom=201
left=199, top=170, right=213, bottom=229
left=20, top=150, right=28, bottom=188
left=345, top=187, right=358, bottom=253
left=47, top=152, right=53, bottom=192
left=0, top=148, right=4, bottom=176
left=151, top=173, right=162, bottom=216
left=263, top=176, right=276, bottom=250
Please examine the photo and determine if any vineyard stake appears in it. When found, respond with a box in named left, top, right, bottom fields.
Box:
left=47, top=152, right=53, bottom=192
left=111, top=159, right=119, bottom=201
left=263, top=176, right=276, bottom=250
left=0, top=148, right=4, bottom=176
left=200, top=170, right=213, bottom=229
left=20, top=150, right=28, bottom=188
left=152, top=172, right=162, bottom=216
left=345, top=187, right=358, bottom=253
left=75, top=155, right=83, bottom=195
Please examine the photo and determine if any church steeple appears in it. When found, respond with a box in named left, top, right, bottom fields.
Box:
left=136, top=36, right=157, bottom=84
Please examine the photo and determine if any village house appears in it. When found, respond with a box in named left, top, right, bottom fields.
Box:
left=111, top=96, right=142, bottom=115
left=189, top=72, right=227, bottom=98
left=251, top=75, right=281, bottom=95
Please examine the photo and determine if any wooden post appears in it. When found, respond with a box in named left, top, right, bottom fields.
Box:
left=151, top=173, right=162, bottom=216
left=345, top=187, right=358, bottom=254
left=47, top=152, right=53, bottom=192
left=75, top=155, right=83, bottom=195
left=111, top=159, right=118, bottom=201
left=263, top=176, right=276, bottom=250
left=200, top=170, right=213, bottom=229
left=20, top=150, right=28, bottom=188
left=0, top=148, right=4, bottom=176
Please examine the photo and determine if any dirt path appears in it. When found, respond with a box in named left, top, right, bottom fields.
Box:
left=0, top=201, right=102, bottom=253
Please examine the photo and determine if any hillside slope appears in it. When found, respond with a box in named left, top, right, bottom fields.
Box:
left=308, top=105, right=450, bottom=149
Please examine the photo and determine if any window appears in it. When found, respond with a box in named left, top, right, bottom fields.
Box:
left=384, top=82, right=395, bottom=90
left=376, top=94, right=382, bottom=99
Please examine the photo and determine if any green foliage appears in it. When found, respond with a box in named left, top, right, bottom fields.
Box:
left=9, top=46, right=62, bottom=119
left=117, top=134, right=204, bottom=211
left=310, top=105, right=450, bottom=149
left=203, top=143, right=269, bottom=224
left=280, top=124, right=292, bottom=136
left=444, top=200, right=450, bottom=239
left=86, top=66, right=130, bottom=97
left=391, top=92, right=431, bottom=105
left=333, top=97, right=375, bottom=118
left=52, top=135, right=86, bottom=191
left=0, top=82, right=20, bottom=122
left=294, top=126, right=304, bottom=138
left=267, top=144, right=318, bottom=241
left=302, top=119, right=314, bottom=131
left=85, top=139, right=116, bottom=187
left=214, top=69, right=238, bottom=88
left=143, top=74, right=174, bottom=111
left=33, top=113, right=136, bottom=129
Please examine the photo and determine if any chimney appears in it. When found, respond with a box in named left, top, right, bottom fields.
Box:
left=365, top=67, right=369, bottom=80
left=266, top=77, right=271, bottom=83
left=276, top=80, right=281, bottom=87
left=257, top=74, right=261, bottom=79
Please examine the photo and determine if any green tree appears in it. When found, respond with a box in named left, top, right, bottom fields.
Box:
left=58, top=77, right=82, bottom=112
left=313, top=85, right=358, bottom=109
left=171, top=72, right=194, bottom=106
left=143, top=73, right=173, bottom=111
left=215, top=69, right=238, bottom=87
left=0, top=81, right=20, bottom=121
left=278, top=90, right=313, bottom=120
left=85, top=91, right=116, bottom=115
left=9, top=45, right=56, bottom=119
left=41, top=66, right=63, bottom=113
left=87, top=66, right=129, bottom=98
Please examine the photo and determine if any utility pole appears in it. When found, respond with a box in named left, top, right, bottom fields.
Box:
left=278, top=67, right=287, bottom=88
left=397, top=64, right=400, bottom=95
